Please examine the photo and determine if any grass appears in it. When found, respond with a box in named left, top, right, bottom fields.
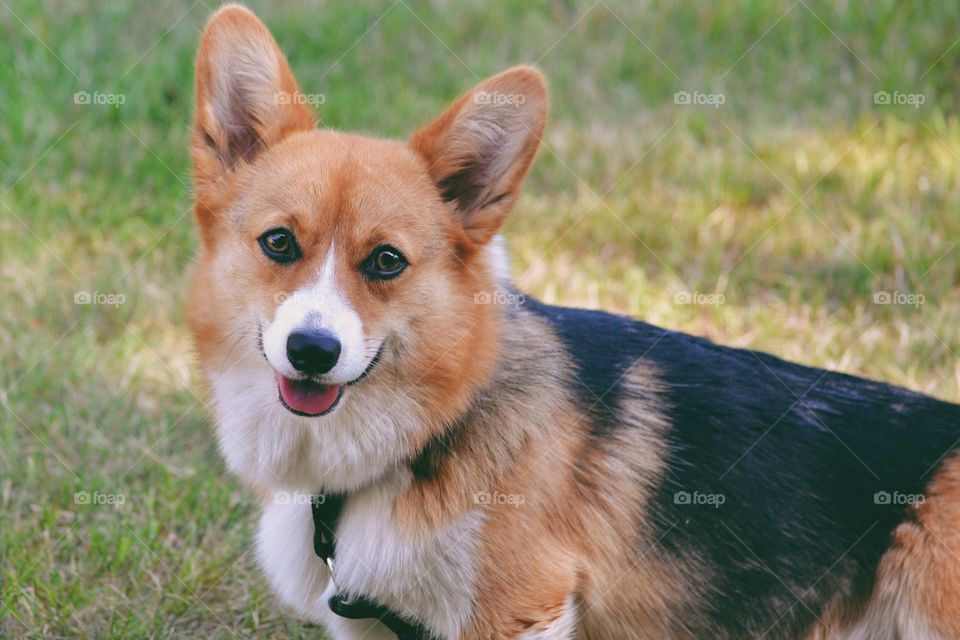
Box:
left=2, top=0, right=960, bottom=637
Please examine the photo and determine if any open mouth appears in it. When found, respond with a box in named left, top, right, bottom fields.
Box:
left=275, top=344, right=385, bottom=417
left=277, top=375, right=344, bottom=417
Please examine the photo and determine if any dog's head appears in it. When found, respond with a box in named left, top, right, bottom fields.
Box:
left=188, top=5, right=546, bottom=490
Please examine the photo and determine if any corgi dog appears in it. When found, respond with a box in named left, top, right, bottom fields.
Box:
left=188, top=5, right=960, bottom=639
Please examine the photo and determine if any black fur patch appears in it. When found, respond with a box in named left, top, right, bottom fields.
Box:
left=525, top=296, right=960, bottom=639
left=409, top=417, right=469, bottom=482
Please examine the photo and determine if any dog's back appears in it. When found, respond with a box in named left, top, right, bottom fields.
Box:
left=527, top=297, right=960, bottom=638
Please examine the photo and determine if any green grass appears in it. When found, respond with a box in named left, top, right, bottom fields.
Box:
left=2, top=1, right=960, bottom=637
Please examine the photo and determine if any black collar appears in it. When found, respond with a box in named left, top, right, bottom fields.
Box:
left=311, top=494, right=440, bottom=640
left=311, top=493, right=343, bottom=561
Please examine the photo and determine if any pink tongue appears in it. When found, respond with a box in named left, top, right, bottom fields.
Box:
left=278, top=375, right=342, bottom=416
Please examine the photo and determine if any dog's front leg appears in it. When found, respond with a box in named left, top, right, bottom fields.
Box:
left=256, top=497, right=395, bottom=640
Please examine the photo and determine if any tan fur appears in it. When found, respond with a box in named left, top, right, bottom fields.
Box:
left=571, top=366, right=711, bottom=639
left=877, top=456, right=960, bottom=638
left=395, top=313, right=697, bottom=638
left=888, top=454, right=960, bottom=633
left=800, top=456, right=960, bottom=640
left=396, top=309, right=587, bottom=636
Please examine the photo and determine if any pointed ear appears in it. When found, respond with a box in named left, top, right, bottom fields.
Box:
left=192, top=4, right=314, bottom=191
left=409, top=66, right=548, bottom=245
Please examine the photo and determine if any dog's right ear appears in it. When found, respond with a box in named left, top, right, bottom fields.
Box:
left=192, top=5, right=314, bottom=195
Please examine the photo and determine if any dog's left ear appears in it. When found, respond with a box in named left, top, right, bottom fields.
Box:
left=410, top=66, right=547, bottom=245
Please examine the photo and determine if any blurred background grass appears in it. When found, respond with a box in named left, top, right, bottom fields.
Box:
left=2, top=1, right=960, bottom=637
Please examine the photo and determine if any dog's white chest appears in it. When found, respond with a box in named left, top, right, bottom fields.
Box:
left=256, top=475, right=483, bottom=640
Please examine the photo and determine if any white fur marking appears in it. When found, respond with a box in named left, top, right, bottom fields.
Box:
left=262, top=242, right=368, bottom=384
left=255, top=475, right=481, bottom=640
left=840, top=596, right=947, bottom=640
left=331, top=471, right=482, bottom=639
left=256, top=498, right=396, bottom=640
left=210, top=363, right=426, bottom=492
left=486, top=234, right=512, bottom=283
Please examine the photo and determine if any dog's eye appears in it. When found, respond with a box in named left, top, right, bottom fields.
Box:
left=363, top=245, right=407, bottom=280
left=258, top=228, right=301, bottom=263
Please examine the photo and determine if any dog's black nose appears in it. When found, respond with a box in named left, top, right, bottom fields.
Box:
left=287, top=330, right=341, bottom=375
